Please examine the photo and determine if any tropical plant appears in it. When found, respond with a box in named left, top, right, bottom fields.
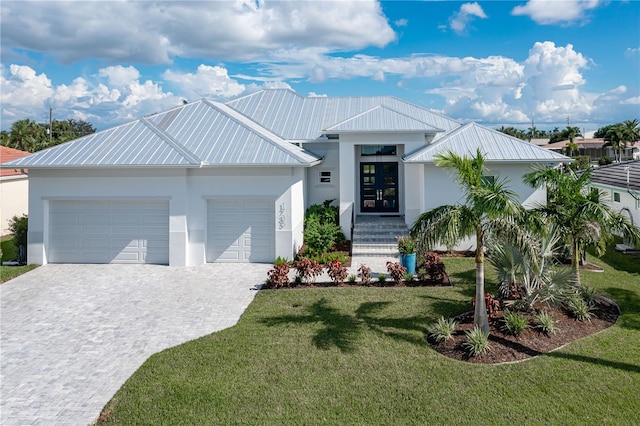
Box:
left=534, top=311, right=558, bottom=335
left=8, top=215, right=28, bottom=264
left=419, top=251, right=447, bottom=283
left=397, top=236, right=416, bottom=255
left=410, top=150, right=523, bottom=335
left=386, top=261, right=407, bottom=285
left=377, top=273, right=386, bottom=284
left=462, top=325, right=491, bottom=357
left=427, top=316, right=459, bottom=343
left=303, top=199, right=344, bottom=255
left=357, top=264, right=371, bottom=285
left=564, top=295, right=594, bottom=321
left=524, top=165, right=640, bottom=285
left=266, top=263, right=290, bottom=289
left=502, top=310, right=529, bottom=336
left=293, top=258, right=323, bottom=284
left=325, top=259, right=348, bottom=285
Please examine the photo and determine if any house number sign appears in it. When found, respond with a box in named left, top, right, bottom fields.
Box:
left=278, top=203, right=286, bottom=230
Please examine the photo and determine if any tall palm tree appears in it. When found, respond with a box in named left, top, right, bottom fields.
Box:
left=524, top=165, right=640, bottom=285
left=410, top=150, right=523, bottom=335
left=604, top=124, right=626, bottom=162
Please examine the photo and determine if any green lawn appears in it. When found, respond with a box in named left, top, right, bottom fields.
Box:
left=99, top=252, right=639, bottom=425
left=0, top=236, right=37, bottom=283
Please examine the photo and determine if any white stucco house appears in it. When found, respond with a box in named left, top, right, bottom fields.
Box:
left=0, top=146, right=30, bottom=236
left=6, top=89, right=568, bottom=266
left=589, top=159, right=640, bottom=249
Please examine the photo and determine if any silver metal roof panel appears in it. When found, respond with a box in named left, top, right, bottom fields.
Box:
left=323, top=105, right=443, bottom=133
left=404, top=122, right=570, bottom=163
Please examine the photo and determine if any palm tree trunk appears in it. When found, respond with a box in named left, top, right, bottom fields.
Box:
left=572, top=239, right=581, bottom=286
left=474, top=229, right=490, bottom=335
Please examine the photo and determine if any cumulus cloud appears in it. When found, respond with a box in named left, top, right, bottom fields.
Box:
left=511, top=0, right=602, bottom=25
left=0, top=1, right=396, bottom=65
left=449, top=2, right=488, bottom=35
left=163, top=65, right=245, bottom=100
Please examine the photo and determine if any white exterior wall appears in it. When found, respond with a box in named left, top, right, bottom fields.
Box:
left=0, top=175, right=29, bottom=235
left=333, top=132, right=427, bottom=236
left=27, top=167, right=304, bottom=266
left=593, top=184, right=640, bottom=232
left=304, top=142, right=340, bottom=207
left=422, top=161, right=548, bottom=250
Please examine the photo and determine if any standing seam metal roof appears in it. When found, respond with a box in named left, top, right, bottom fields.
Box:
left=404, top=122, right=570, bottom=163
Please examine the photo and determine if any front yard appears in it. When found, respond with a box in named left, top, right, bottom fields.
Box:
left=97, top=249, right=640, bottom=425
left=0, top=236, right=37, bottom=283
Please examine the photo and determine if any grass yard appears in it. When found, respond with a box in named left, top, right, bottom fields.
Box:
left=100, top=254, right=640, bottom=425
left=0, top=236, right=37, bottom=283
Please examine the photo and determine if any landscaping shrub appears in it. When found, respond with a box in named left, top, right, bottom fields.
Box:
left=386, top=261, right=407, bottom=285
left=427, top=316, right=459, bottom=343
left=325, top=259, right=348, bottom=285
left=294, top=258, right=323, bottom=284
left=377, top=273, right=386, bottom=284
left=565, top=296, right=593, bottom=321
left=598, top=156, right=612, bottom=166
left=266, top=263, right=290, bottom=289
left=418, top=251, right=446, bottom=282
left=534, top=311, right=558, bottom=335
left=358, top=264, right=371, bottom=285
left=462, top=325, right=491, bottom=357
left=502, top=310, right=529, bottom=336
left=8, top=215, right=27, bottom=264
left=303, top=200, right=344, bottom=255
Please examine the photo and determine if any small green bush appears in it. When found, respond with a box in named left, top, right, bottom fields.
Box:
left=404, top=273, right=414, bottom=282
left=534, top=311, right=558, bottom=335
left=303, top=200, right=344, bottom=255
left=598, top=156, right=612, bottom=166
left=427, top=316, right=459, bottom=343
left=565, top=296, right=593, bottom=321
left=502, top=310, right=529, bottom=336
left=274, top=256, right=290, bottom=265
left=8, top=215, right=28, bottom=263
left=579, top=285, right=599, bottom=306
left=348, top=275, right=357, bottom=283
left=377, top=273, right=386, bottom=284
left=462, top=326, right=491, bottom=357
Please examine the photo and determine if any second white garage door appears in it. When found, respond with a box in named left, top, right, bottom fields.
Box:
left=207, top=200, right=275, bottom=263
left=48, top=200, right=170, bottom=264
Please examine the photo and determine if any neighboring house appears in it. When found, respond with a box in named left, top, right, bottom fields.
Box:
left=545, top=138, right=639, bottom=162
left=0, top=146, right=30, bottom=236
left=589, top=160, right=640, bottom=247
left=6, top=89, right=568, bottom=266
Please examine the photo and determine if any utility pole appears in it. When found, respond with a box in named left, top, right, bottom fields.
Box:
left=49, top=107, right=53, bottom=143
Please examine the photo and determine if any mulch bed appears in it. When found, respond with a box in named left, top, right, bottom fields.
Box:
left=427, top=297, right=619, bottom=364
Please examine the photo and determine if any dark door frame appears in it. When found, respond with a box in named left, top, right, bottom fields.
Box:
left=359, top=162, right=399, bottom=213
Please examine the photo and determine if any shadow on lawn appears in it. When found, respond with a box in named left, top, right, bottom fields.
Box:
left=603, top=287, right=640, bottom=331
left=261, top=298, right=433, bottom=352
left=545, top=351, right=640, bottom=374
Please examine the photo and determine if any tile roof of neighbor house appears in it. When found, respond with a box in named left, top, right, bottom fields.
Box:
left=226, top=89, right=460, bottom=139
left=0, top=146, right=30, bottom=177
left=545, top=138, right=607, bottom=150
left=589, top=159, right=640, bottom=192
left=5, top=99, right=322, bottom=168
left=404, top=122, right=570, bottom=163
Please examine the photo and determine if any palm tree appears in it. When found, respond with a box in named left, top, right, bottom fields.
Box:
left=524, top=165, right=640, bottom=285
left=604, top=124, right=626, bottom=162
left=410, top=150, right=523, bottom=335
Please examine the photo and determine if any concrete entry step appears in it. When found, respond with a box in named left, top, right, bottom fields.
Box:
left=351, top=215, right=410, bottom=257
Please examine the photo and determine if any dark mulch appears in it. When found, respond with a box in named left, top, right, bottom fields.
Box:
left=427, top=298, right=619, bottom=364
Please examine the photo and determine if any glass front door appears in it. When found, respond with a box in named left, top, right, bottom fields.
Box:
left=360, top=162, right=399, bottom=213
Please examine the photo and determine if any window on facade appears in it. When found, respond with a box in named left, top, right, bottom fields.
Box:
left=614, top=192, right=621, bottom=202
left=361, top=145, right=397, bottom=156
left=320, top=171, right=332, bottom=183
left=481, top=175, right=495, bottom=185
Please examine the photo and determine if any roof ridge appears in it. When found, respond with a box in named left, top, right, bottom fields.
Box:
left=139, top=117, right=202, bottom=165
left=324, top=104, right=443, bottom=132
left=202, top=99, right=320, bottom=165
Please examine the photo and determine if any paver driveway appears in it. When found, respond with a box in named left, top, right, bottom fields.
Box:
left=0, top=263, right=271, bottom=425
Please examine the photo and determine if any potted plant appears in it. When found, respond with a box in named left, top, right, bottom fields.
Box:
left=397, top=236, right=416, bottom=275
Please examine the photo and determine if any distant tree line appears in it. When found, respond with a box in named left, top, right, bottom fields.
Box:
left=0, top=118, right=96, bottom=153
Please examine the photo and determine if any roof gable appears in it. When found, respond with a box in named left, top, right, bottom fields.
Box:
left=323, top=105, right=443, bottom=133
left=405, top=122, right=570, bottom=163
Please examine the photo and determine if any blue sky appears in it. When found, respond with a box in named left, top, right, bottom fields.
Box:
left=1, top=1, right=639, bottom=133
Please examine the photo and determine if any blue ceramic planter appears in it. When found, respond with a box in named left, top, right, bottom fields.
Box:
left=399, top=253, right=416, bottom=275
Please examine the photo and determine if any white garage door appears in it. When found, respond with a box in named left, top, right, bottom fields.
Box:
left=207, top=200, right=274, bottom=263
left=49, top=200, right=169, bottom=264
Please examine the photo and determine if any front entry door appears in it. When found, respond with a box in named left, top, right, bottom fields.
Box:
left=360, top=162, right=399, bottom=213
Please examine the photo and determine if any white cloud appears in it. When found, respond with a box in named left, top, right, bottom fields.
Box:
left=511, top=0, right=602, bottom=25
left=449, top=2, right=488, bottom=35
left=394, top=19, right=408, bottom=27
left=163, top=65, right=246, bottom=100
left=0, top=1, right=396, bottom=65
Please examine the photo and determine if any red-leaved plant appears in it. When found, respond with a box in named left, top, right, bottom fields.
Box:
left=294, top=258, right=323, bottom=284
left=386, top=261, right=407, bottom=285
left=325, top=259, right=348, bottom=285
left=358, top=263, right=372, bottom=285
left=267, top=263, right=290, bottom=289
